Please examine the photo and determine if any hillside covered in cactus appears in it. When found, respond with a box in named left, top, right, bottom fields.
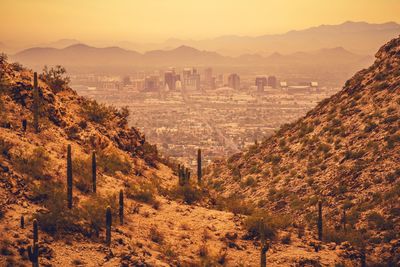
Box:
left=203, top=36, right=400, bottom=264
left=0, top=55, right=365, bottom=266
left=0, top=36, right=399, bottom=266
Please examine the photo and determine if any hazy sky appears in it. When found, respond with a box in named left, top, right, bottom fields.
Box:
left=1, top=0, right=399, bottom=44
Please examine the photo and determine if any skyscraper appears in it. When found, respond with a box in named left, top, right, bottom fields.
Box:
left=182, top=67, right=200, bottom=90
left=268, top=76, right=277, bottom=89
left=255, top=76, right=267, bottom=92
left=228, top=73, right=240, bottom=90
left=164, top=70, right=178, bottom=91
left=204, top=67, right=214, bottom=89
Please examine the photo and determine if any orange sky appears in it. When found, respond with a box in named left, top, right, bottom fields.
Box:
left=1, top=0, right=399, bottom=43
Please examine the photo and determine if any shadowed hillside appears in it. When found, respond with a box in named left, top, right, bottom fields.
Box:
left=204, top=36, right=400, bottom=265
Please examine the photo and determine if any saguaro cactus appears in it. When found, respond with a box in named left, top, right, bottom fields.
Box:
left=22, top=119, right=27, bottom=132
left=20, top=215, right=25, bottom=229
left=33, top=219, right=38, bottom=244
left=360, top=247, right=366, bottom=267
left=28, top=242, right=39, bottom=267
left=32, top=72, right=40, bottom=133
left=67, top=144, right=73, bottom=209
left=342, top=208, right=347, bottom=232
left=92, top=151, right=97, bottom=193
left=186, top=168, right=191, bottom=185
left=119, top=190, right=124, bottom=225
left=197, top=149, right=202, bottom=184
left=317, top=201, right=323, bottom=241
left=260, top=218, right=269, bottom=267
left=106, top=206, right=112, bottom=246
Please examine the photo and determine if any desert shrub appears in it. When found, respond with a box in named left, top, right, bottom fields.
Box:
left=14, top=147, right=50, bottom=179
left=214, top=195, right=255, bottom=215
left=244, top=211, right=291, bottom=240
left=0, top=239, right=13, bottom=256
left=171, top=184, right=203, bottom=204
left=290, top=196, right=305, bottom=210
left=232, top=167, right=241, bottom=181
left=73, top=157, right=92, bottom=193
left=198, top=245, right=227, bottom=266
left=80, top=194, right=118, bottom=237
left=126, top=182, right=156, bottom=204
left=161, top=243, right=178, bottom=261
left=385, top=134, right=400, bottom=149
left=0, top=138, right=12, bottom=157
left=40, top=65, right=70, bottom=93
left=364, top=121, right=378, bottom=133
left=280, top=233, right=291, bottom=244
left=81, top=99, right=111, bottom=124
left=366, top=211, right=392, bottom=230
left=241, top=176, right=257, bottom=187
left=324, top=227, right=365, bottom=247
left=141, top=142, right=159, bottom=167
left=98, top=148, right=131, bottom=175
left=34, top=183, right=80, bottom=234
left=344, top=149, right=366, bottom=160
left=149, top=226, right=164, bottom=244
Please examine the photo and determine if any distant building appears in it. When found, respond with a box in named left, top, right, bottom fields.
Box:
left=280, top=81, right=288, bottom=88
left=132, top=79, right=145, bottom=91
left=228, top=73, right=240, bottom=90
left=216, top=74, right=224, bottom=88
left=182, top=68, right=200, bottom=90
left=144, top=75, right=160, bottom=91
left=204, top=67, right=214, bottom=89
left=255, top=76, right=267, bottom=92
left=164, top=70, right=180, bottom=91
left=268, top=76, right=277, bottom=89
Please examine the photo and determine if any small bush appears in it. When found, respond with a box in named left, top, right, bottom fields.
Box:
left=171, top=184, right=203, bottom=204
left=149, top=226, right=164, bottom=244
left=34, top=183, right=80, bottom=234
left=244, top=211, right=291, bottom=240
left=98, top=148, right=131, bottom=175
left=0, top=239, right=13, bottom=256
left=80, top=194, right=118, bottom=237
left=141, top=142, right=159, bottom=167
left=40, top=65, right=70, bottom=93
left=324, top=227, right=365, bottom=247
left=14, top=147, right=50, bottom=179
left=73, top=157, right=92, bottom=193
left=280, top=233, right=291, bottom=244
left=81, top=99, right=111, bottom=124
left=214, top=195, right=255, bottom=215
left=241, top=176, right=257, bottom=187
left=126, top=182, right=156, bottom=204
left=0, top=138, right=12, bottom=157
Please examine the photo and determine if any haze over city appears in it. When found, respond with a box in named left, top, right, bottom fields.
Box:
left=0, top=1, right=399, bottom=266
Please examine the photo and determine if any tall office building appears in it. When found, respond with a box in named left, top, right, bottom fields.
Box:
left=255, top=76, right=267, bottom=92
left=164, top=70, right=180, bottom=91
left=144, top=75, right=160, bottom=91
left=204, top=67, right=214, bottom=89
left=182, top=67, right=200, bottom=90
left=228, top=73, right=240, bottom=90
left=268, top=76, right=277, bottom=89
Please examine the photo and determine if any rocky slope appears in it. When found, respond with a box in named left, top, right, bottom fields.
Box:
left=0, top=56, right=362, bottom=266
left=204, top=37, right=400, bottom=265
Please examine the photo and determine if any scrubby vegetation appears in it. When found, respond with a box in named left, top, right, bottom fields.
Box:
left=97, top=148, right=131, bottom=175
left=40, top=65, right=70, bottom=93
left=14, top=147, right=50, bottom=180
left=81, top=99, right=111, bottom=124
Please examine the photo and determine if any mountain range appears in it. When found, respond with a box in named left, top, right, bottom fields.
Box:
left=11, top=43, right=372, bottom=75
left=117, top=21, right=400, bottom=56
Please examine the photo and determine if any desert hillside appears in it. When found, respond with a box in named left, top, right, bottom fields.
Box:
left=0, top=55, right=372, bottom=266
left=204, top=36, right=400, bottom=265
